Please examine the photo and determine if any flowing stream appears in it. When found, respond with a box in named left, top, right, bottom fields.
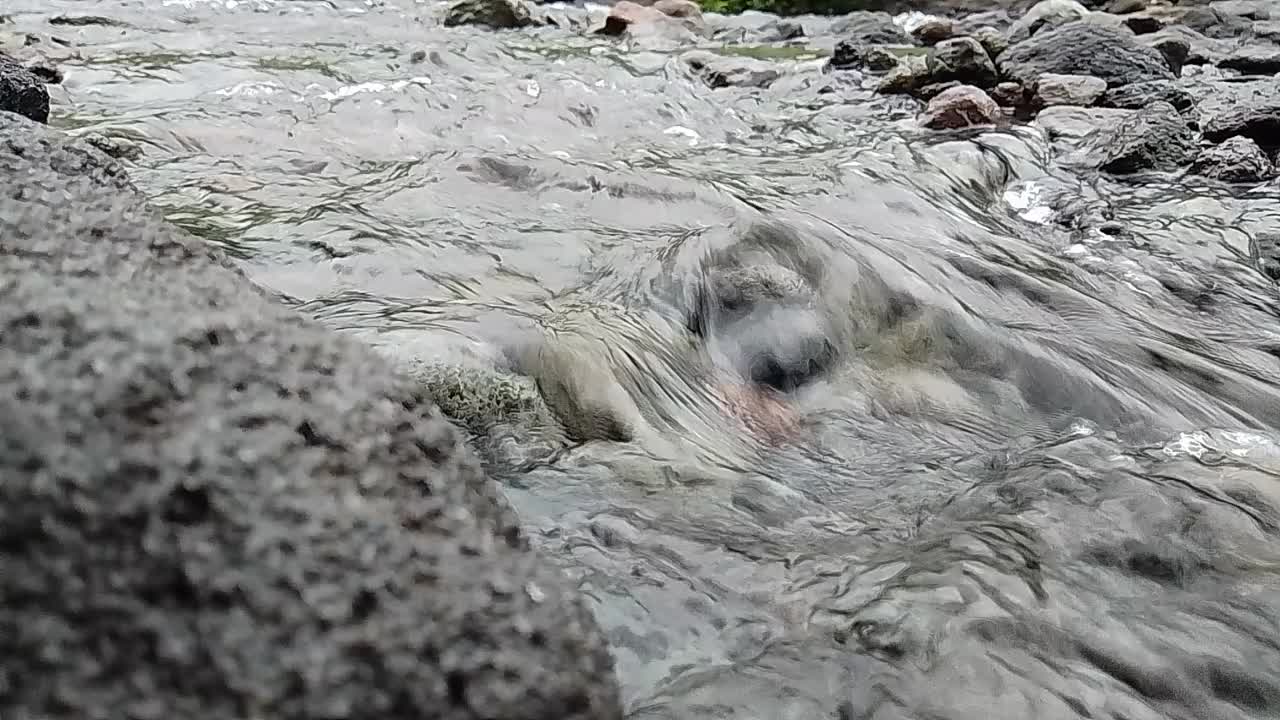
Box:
left=11, top=0, right=1280, bottom=717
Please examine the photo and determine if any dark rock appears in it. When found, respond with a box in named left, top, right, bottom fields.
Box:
left=443, top=0, right=537, bottom=29
left=764, top=19, right=804, bottom=41
left=927, top=36, right=998, bottom=88
left=1200, top=82, right=1280, bottom=148
left=1251, top=19, right=1280, bottom=40
left=22, top=57, right=62, bottom=84
left=999, top=21, right=1175, bottom=89
left=829, top=42, right=898, bottom=72
left=1034, top=72, right=1107, bottom=106
left=1254, top=231, right=1280, bottom=282
left=1091, top=100, right=1198, bottom=173
left=1099, top=79, right=1195, bottom=111
left=878, top=53, right=930, bottom=94
left=970, top=26, right=1009, bottom=59
left=81, top=132, right=143, bottom=161
left=921, top=84, right=1001, bottom=129
left=1105, top=0, right=1146, bottom=14
left=918, top=80, right=963, bottom=99
left=48, top=14, right=125, bottom=27
left=1007, top=0, right=1090, bottom=44
left=0, top=54, right=50, bottom=123
left=1179, top=5, right=1252, bottom=38
left=1143, top=26, right=1226, bottom=66
left=0, top=112, right=623, bottom=720
left=911, top=18, right=954, bottom=46
left=1218, top=44, right=1280, bottom=74
left=1188, top=135, right=1274, bottom=182
left=682, top=50, right=779, bottom=89
left=830, top=11, right=910, bottom=45
left=990, top=80, right=1031, bottom=106
left=1121, top=12, right=1167, bottom=34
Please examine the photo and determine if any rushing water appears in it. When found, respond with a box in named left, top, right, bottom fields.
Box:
left=12, top=0, right=1280, bottom=717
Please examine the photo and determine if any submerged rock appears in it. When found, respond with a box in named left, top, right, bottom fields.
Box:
left=927, top=36, right=998, bottom=88
left=921, top=84, right=1001, bottom=129
left=1188, top=135, right=1275, bottom=183
left=0, top=53, right=49, bottom=123
left=443, top=0, right=536, bottom=29
left=1091, top=100, right=1197, bottom=173
left=1034, top=73, right=1107, bottom=106
left=999, top=21, right=1175, bottom=88
left=0, top=112, right=623, bottom=720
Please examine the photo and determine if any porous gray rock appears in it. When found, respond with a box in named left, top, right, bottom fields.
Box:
left=927, top=36, right=999, bottom=88
left=999, top=20, right=1175, bottom=88
left=1188, top=135, right=1275, bottom=182
left=0, top=111, right=623, bottom=720
left=1089, top=100, right=1198, bottom=173
left=0, top=53, right=49, bottom=123
left=443, top=0, right=537, bottom=29
left=1034, top=72, right=1107, bottom=106
left=1099, top=78, right=1194, bottom=111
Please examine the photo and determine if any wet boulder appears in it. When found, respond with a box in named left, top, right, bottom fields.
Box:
left=1034, top=73, right=1107, bottom=106
left=1088, top=100, right=1197, bottom=173
left=1200, top=81, right=1280, bottom=148
left=1218, top=44, right=1280, bottom=74
left=829, top=42, right=898, bottom=72
left=0, top=53, right=49, bottom=123
left=927, top=36, right=999, bottom=88
left=443, top=0, right=536, bottom=29
left=878, top=53, right=930, bottom=94
left=1007, top=0, right=1090, bottom=44
left=1188, top=135, right=1275, bottom=183
left=998, top=21, right=1176, bottom=89
left=1099, top=79, right=1195, bottom=111
left=682, top=50, right=781, bottom=89
left=911, top=18, right=955, bottom=46
left=829, top=11, right=910, bottom=45
left=0, top=112, right=624, bottom=720
left=921, top=84, right=1002, bottom=129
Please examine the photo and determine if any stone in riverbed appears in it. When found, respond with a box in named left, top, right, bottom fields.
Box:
left=443, top=0, right=536, bottom=29
left=1218, top=44, right=1280, bottom=74
left=998, top=21, right=1175, bottom=88
left=1189, top=135, right=1275, bottom=183
left=1201, top=83, right=1280, bottom=148
left=0, top=53, right=49, bottom=123
left=970, top=26, right=1009, bottom=59
left=1099, top=79, right=1194, bottom=111
left=1089, top=100, right=1197, bottom=173
left=1007, top=0, right=1090, bottom=44
left=0, top=111, right=624, bottom=720
left=927, top=36, right=998, bottom=88
left=911, top=18, right=954, bottom=46
left=921, top=84, right=1001, bottom=129
left=829, top=41, right=898, bottom=72
left=990, top=80, right=1030, bottom=107
left=830, top=11, right=910, bottom=45
left=878, top=53, right=930, bottom=94
left=682, top=50, right=780, bottom=89
left=1034, top=73, right=1107, bottom=106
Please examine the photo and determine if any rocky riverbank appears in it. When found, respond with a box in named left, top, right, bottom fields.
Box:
left=0, top=104, right=622, bottom=719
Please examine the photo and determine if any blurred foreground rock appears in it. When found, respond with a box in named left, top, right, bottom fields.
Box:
left=0, top=111, right=622, bottom=720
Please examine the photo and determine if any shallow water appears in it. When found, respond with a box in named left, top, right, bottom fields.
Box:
left=11, top=0, right=1280, bottom=717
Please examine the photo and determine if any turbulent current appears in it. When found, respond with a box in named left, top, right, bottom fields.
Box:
left=11, top=0, right=1280, bottom=717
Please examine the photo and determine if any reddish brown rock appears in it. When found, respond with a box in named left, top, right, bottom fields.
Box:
left=921, top=84, right=1001, bottom=129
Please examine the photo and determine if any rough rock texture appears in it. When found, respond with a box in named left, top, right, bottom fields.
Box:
left=911, top=18, right=955, bottom=45
left=829, top=11, right=910, bottom=45
left=971, top=26, right=1009, bottom=59
left=683, top=50, right=780, bottom=89
left=1007, top=0, right=1090, bottom=44
left=1034, top=72, right=1107, bottom=106
left=1189, top=135, right=1275, bottom=183
left=442, top=0, right=536, bottom=29
left=1143, top=25, right=1225, bottom=67
left=1200, top=83, right=1280, bottom=148
left=927, top=36, right=999, bottom=88
left=921, top=84, right=1001, bottom=129
left=1218, top=44, right=1280, bottom=74
left=0, top=111, right=623, bottom=720
left=1035, top=105, right=1136, bottom=143
left=0, top=53, right=50, bottom=123
left=878, top=53, right=930, bottom=94
left=999, top=21, right=1176, bottom=88
left=1099, top=79, right=1195, bottom=111
left=1090, top=100, right=1198, bottom=173
left=829, top=42, right=898, bottom=72
left=1143, top=32, right=1191, bottom=74
left=990, top=80, right=1030, bottom=106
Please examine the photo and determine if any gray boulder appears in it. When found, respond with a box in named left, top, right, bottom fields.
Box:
left=1089, top=100, right=1198, bottom=173
left=1218, top=44, right=1280, bottom=74
left=829, top=11, right=910, bottom=45
left=1006, top=0, right=1090, bottom=44
left=921, top=84, right=1002, bottom=129
left=1200, top=81, right=1280, bottom=147
left=1034, top=73, right=1107, bottom=106
left=1188, top=135, right=1275, bottom=183
left=443, top=0, right=537, bottom=29
left=0, top=53, right=49, bottom=123
left=998, top=20, right=1175, bottom=88
left=1100, top=79, right=1195, bottom=111
left=927, top=37, right=999, bottom=88
left=0, top=111, right=623, bottom=720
